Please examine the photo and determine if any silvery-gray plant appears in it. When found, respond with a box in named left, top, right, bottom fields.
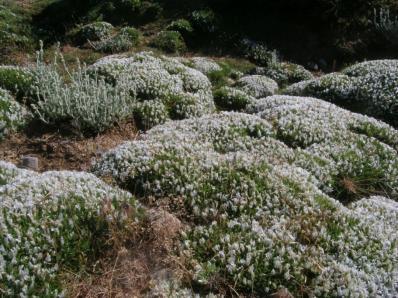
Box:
left=32, top=42, right=134, bottom=134
left=374, top=8, right=398, bottom=47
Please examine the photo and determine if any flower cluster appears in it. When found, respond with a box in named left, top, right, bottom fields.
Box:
left=89, top=51, right=215, bottom=129
left=235, top=75, right=278, bottom=98
left=254, top=62, right=314, bottom=87
left=93, top=97, right=398, bottom=296
left=0, top=88, right=29, bottom=139
left=0, top=161, right=140, bottom=296
left=284, top=60, right=398, bottom=127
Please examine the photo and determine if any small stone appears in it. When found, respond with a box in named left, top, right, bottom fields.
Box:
left=20, top=156, right=39, bottom=171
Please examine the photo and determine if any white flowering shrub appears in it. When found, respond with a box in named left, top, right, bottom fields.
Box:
left=78, top=21, right=114, bottom=42
left=89, top=52, right=215, bottom=129
left=0, top=88, right=29, bottom=139
left=189, top=57, right=222, bottom=75
left=254, top=62, right=314, bottom=87
left=32, top=48, right=134, bottom=134
left=92, top=26, right=140, bottom=53
left=235, top=75, right=278, bottom=98
left=284, top=60, right=398, bottom=127
left=93, top=99, right=398, bottom=296
left=0, top=65, right=34, bottom=100
left=213, top=86, right=255, bottom=111
left=0, top=161, right=141, bottom=296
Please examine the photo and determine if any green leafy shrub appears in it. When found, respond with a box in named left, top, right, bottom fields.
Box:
left=241, top=39, right=279, bottom=67
left=214, top=86, right=254, bottom=111
left=151, top=30, right=187, bottom=53
left=93, top=26, right=140, bottom=53
left=191, top=9, right=218, bottom=34
left=0, top=65, right=34, bottom=101
left=0, top=162, right=141, bottom=296
left=0, top=88, right=29, bottom=139
left=166, top=18, right=194, bottom=36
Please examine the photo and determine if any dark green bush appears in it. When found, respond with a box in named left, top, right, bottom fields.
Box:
left=0, top=66, right=34, bottom=101
left=166, top=19, right=194, bottom=36
left=191, top=9, right=219, bottom=34
left=151, top=30, right=186, bottom=53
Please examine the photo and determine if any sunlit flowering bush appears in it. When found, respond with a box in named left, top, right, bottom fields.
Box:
left=0, top=88, right=29, bottom=139
left=284, top=60, right=398, bottom=127
left=213, top=86, right=255, bottom=111
left=0, top=161, right=140, bottom=296
left=93, top=99, right=398, bottom=296
left=89, top=51, right=215, bottom=129
left=188, top=57, right=222, bottom=75
left=254, top=62, right=314, bottom=87
left=93, top=96, right=398, bottom=297
left=92, top=26, right=140, bottom=53
left=235, top=75, right=278, bottom=98
left=78, top=21, right=114, bottom=42
left=0, top=65, right=34, bottom=100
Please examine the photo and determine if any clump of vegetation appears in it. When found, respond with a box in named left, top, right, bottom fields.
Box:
left=93, top=102, right=398, bottom=296
left=166, top=18, right=193, bottom=37
left=235, top=75, right=278, bottom=98
left=285, top=60, right=398, bottom=127
left=0, top=88, right=30, bottom=139
left=214, top=86, right=254, bottom=111
left=0, top=66, right=34, bottom=101
left=374, top=8, right=398, bottom=47
left=151, top=30, right=186, bottom=53
left=78, top=21, right=114, bottom=42
left=191, top=8, right=219, bottom=34
left=92, top=26, right=140, bottom=53
left=0, top=162, right=142, bottom=296
left=32, top=47, right=134, bottom=134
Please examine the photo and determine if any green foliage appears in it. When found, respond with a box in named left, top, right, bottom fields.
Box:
left=151, top=30, right=187, bottom=53
left=0, top=66, right=34, bottom=101
left=0, top=88, right=29, bottom=139
left=166, top=18, right=193, bottom=36
left=93, top=26, right=140, bottom=53
left=78, top=21, right=114, bottom=42
left=191, top=8, right=218, bottom=34
left=213, top=86, right=253, bottom=111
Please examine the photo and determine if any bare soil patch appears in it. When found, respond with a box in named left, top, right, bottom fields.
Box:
left=0, top=121, right=139, bottom=172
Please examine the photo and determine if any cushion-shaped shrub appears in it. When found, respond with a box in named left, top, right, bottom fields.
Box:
left=0, top=88, right=29, bottom=139
left=0, top=164, right=141, bottom=296
left=0, top=65, right=34, bottom=100
left=189, top=57, right=222, bottom=75
left=235, top=75, right=278, bottom=98
left=92, top=105, right=398, bottom=296
left=79, top=21, right=114, bottom=42
left=284, top=60, right=398, bottom=127
left=254, top=62, right=314, bottom=87
left=166, top=19, right=193, bottom=36
left=151, top=30, right=186, bottom=53
left=213, top=86, right=254, bottom=111
left=93, top=26, right=140, bottom=53
left=88, top=52, right=215, bottom=129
